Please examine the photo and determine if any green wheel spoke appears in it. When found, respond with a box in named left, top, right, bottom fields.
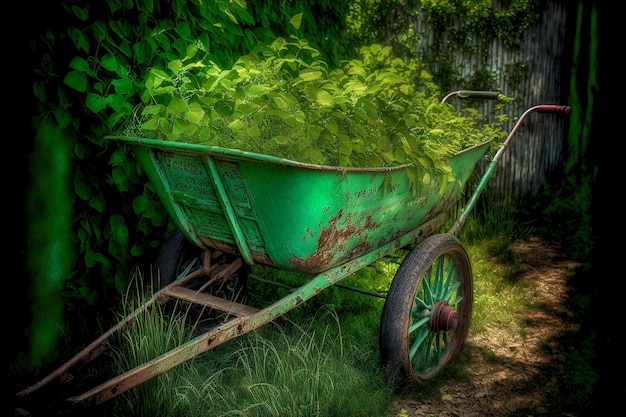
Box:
left=442, top=280, right=460, bottom=302
left=409, top=316, right=431, bottom=334
left=423, top=272, right=434, bottom=305
left=409, top=327, right=453, bottom=372
left=409, top=326, right=431, bottom=360
left=440, top=259, right=455, bottom=297
left=414, top=296, right=430, bottom=311
left=434, top=258, right=446, bottom=298
left=422, top=333, right=439, bottom=370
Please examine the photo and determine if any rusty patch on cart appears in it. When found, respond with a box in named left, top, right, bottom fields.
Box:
left=290, top=209, right=378, bottom=273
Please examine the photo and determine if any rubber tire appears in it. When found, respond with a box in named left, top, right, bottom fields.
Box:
left=154, top=230, right=203, bottom=288
left=380, top=233, right=472, bottom=389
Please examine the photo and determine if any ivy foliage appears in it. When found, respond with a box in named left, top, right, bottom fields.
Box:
left=32, top=0, right=354, bottom=310
left=345, top=0, right=541, bottom=92
left=131, top=36, right=508, bottom=192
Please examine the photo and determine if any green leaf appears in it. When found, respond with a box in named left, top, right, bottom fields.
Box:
left=394, top=147, right=407, bottom=163
left=92, top=21, right=107, bottom=43
left=245, top=84, right=268, bottom=98
left=353, top=108, right=368, bottom=122
left=270, top=92, right=298, bottom=109
left=101, top=53, right=119, bottom=72
left=63, top=70, right=88, bottom=92
left=245, top=125, right=261, bottom=137
left=130, top=242, right=145, bottom=257
left=71, top=5, right=89, bottom=21
left=213, top=100, right=234, bottom=116
left=234, top=101, right=259, bottom=117
left=140, top=116, right=162, bottom=131
left=73, top=171, right=92, bottom=201
left=274, top=135, right=290, bottom=145
left=53, top=107, right=72, bottom=129
left=135, top=0, right=153, bottom=13
left=109, top=214, right=129, bottom=246
left=304, top=147, right=325, bottom=164
left=89, top=193, right=106, bottom=213
left=74, top=142, right=87, bottom=160
left=343, top=80, right=368, bottom=94
left=85, top=250, right=107, bottom=268
left=185, top=102, right=206, bottom=124
left=33, top=81, right=47, bottom=102
left=184, top=43, right=199, bottom=60
left=416, top=156, right=430, bottom=169
left=141, top=104, right=165, bottom=116
left=146, top=68, right=169, bottom=89
left=134, top=39, right=153, bottom=65
left=111, top=77, right=133, bottom=94
left=110, top=19, right=130, bottom=39
left=290, top=13, right=303, bottom=30
left=133, top=195, right=148, bottom=214
left=107, top=111, right=127, bottom=130
left=168, top=59, right=183, bottom=73
left=68, top=56, right=91, bottom=72
left=315, top=90, right=334, bottom=108
left=111, top=166, right=127, bottom=185
left=166, top=96, right=189, bottom=114
left=107, top=94, right=132, bottom=113
left=172, top=118, right=188, bottom=135
left=438, top=179, right=448, bottom=195
left=400, top=83, right=413, bottom=95
left=228, top=119, right=243, bottom=131
left=118, top=40, right=133, bottom=58
left=221, top=6, right=239, bottom=24
left=67, top=27, right=89, bottom=53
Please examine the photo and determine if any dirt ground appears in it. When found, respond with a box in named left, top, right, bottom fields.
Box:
left=387, top=236, right=582, bottom=417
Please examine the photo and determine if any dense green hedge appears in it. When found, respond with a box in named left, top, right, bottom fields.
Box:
left=26, top=0, right=354, bottom=368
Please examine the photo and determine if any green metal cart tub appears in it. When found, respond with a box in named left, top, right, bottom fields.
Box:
left=109, top=136, right=490, bottom=274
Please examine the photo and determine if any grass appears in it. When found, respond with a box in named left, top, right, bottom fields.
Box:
left=99, top=196, right=592, bottom=417
left=467, top=237, right=534, bottom=335
left=109, top=281, right=392, bottom=417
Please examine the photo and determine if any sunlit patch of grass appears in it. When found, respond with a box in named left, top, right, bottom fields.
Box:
left=466, top=238, right=534, bottom=335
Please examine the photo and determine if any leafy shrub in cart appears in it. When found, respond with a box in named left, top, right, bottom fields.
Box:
left=129, top=36, right=508, bottom=193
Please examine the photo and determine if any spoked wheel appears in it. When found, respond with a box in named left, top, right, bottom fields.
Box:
left=380, top=233, right=472, bottom=389
left=154, top=230, right=250, bottom=330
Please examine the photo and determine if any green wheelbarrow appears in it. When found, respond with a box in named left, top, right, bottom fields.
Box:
left=16, top=91, right=570, bottom=409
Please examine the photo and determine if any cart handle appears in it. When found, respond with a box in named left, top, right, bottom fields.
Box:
left=535, top=104, right=571, bottom=115
left=441, top=90, right=503, bottom=104
left=447, top=103, right=572, bottom=236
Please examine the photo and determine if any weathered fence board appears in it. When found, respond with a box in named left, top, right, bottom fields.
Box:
left=413, top=0, right=570, bottom=200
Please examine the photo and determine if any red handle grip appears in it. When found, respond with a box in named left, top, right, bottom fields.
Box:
left=536, top=105, right=571, bottom=115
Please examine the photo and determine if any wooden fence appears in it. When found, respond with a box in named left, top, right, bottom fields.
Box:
left=412, top=0, right=570, bottom=201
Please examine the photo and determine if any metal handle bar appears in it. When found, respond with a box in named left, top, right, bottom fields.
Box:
left=447, top=103, right=571, bottom=236
left=441, top=90, right=503, bottom=104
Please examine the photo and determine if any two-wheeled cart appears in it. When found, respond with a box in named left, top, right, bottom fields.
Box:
left=15, top=91, right=570, bottom=412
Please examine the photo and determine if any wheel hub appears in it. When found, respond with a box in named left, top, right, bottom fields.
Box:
left=429, top=301, right=458, bottom=332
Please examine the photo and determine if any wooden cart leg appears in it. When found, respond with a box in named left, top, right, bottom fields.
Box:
left=15, top=255, right=212, bottom=400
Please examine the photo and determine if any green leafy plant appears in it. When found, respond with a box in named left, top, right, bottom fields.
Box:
left=129, top=36, right=508, bottom=193
left=28, top=0, right=355, bottom=315
left=21, top=0, right=359, bottom=375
